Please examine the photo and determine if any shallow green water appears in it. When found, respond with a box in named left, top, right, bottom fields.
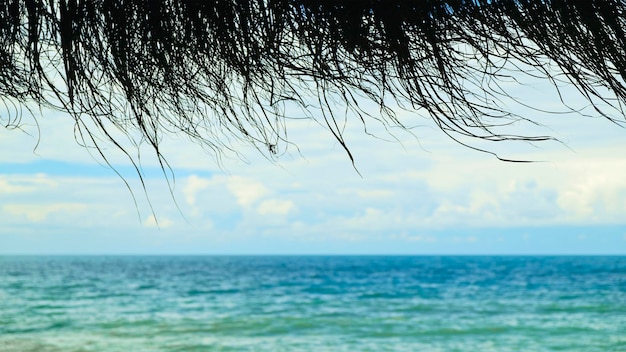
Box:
left=1, top=256, right=625, bottom=351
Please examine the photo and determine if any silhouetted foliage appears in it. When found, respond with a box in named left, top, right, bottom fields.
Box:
left=1, top=0, right=625, bottom=165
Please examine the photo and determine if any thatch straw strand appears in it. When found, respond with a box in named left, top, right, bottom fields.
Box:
left=1, top=0, right=625, bottom=164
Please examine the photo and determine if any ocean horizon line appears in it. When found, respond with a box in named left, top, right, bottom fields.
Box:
left=2, top=253, right=625, bottom=257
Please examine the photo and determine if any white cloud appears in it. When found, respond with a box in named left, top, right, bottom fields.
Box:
left=257, top=199, right=295, bottom=216
left=0, top=178, right=31, bottom=194
left=339, top=188, right=394, bottom=199
left=183, top=175, right=212, bottom=206
left=554, top=158, right=626, bottom=220
left=3, top=203, right=87, bottom=222
left=225, top=175, right=268, bottom=208
left=144, top=214, right=174, bottom=228
left=0, top=174, right=57, bottom=193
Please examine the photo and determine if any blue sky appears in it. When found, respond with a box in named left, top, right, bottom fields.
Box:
left=1, top=74, right=626, bottom=254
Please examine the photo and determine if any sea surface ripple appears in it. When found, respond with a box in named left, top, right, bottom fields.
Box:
left=1, top=256, right=625, bottom=351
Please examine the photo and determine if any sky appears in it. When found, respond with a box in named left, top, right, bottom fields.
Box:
left=1, top=73, right=626, bottom=255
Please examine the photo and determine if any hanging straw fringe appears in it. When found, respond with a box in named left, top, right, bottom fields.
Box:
left=1, top=0, right=625, bottom=162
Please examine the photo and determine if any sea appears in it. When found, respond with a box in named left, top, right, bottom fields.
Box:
left=0, top=256, right=624, bottom=351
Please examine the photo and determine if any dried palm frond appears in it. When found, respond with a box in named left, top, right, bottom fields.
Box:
left=1, top=0, right=625, bottom=165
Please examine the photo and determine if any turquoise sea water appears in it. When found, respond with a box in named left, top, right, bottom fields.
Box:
left=1, top=256, right=625, bottom=351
